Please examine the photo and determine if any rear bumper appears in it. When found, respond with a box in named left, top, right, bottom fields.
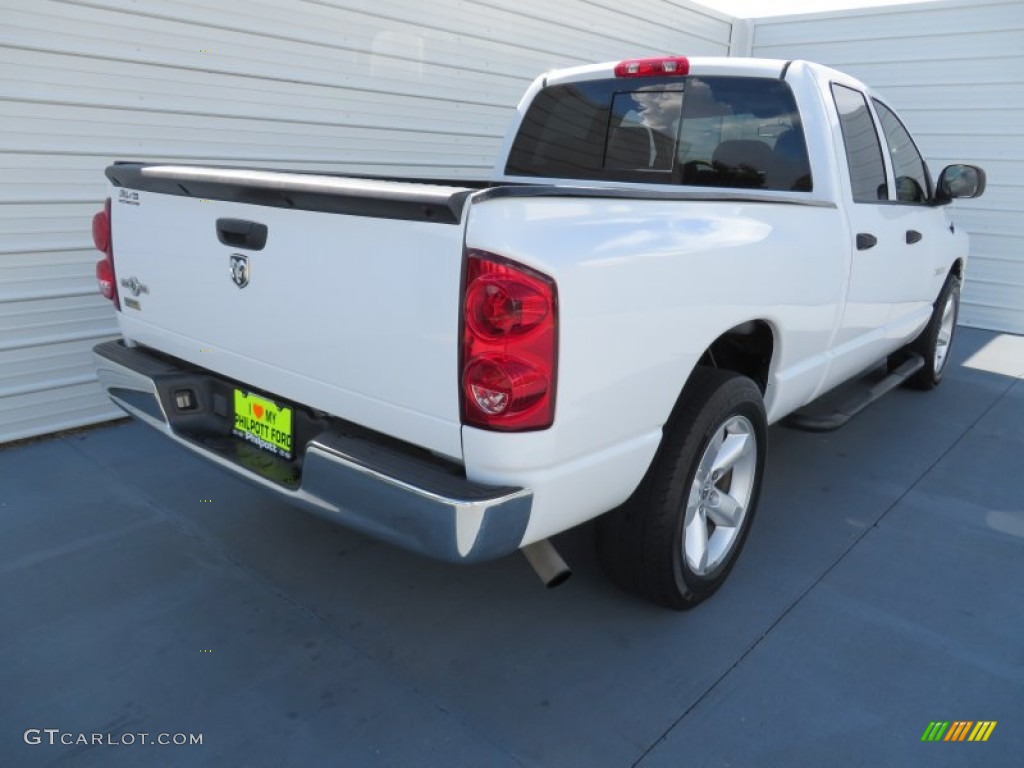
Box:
left=92, top=340, right=531, bottom=563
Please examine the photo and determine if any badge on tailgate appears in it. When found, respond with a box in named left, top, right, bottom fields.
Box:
left=232, top=390, right=293, bottom=459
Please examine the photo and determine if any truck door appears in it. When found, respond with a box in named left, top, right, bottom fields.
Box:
left=871, top=98, right=947, bottom=321
left=828, top=83, right=910, bottom=382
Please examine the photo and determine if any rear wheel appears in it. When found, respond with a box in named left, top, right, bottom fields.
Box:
left=904, top=273, right=960, bottom=390
left=596, top=367, right=767, bottom=609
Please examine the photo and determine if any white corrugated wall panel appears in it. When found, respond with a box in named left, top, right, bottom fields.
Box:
left=751, top=0, right=1024, bottom=334
left=0, top=0, right=734, bottom=443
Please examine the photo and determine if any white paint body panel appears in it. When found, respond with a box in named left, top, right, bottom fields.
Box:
left=111, top=192, right=467, bottom=460
left=104, top=57, right=972, bottom=548
left=463, top=194, right=848, bottom=542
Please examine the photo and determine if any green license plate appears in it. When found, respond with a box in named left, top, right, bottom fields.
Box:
left=232, top=390, right=293, bottom=459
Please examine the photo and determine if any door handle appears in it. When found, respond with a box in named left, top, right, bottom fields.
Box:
left=906, top=229, right=923, bottom=244
left=216, top=218, right=268, bottom=250
left=856, top=233, right=877, bottom=250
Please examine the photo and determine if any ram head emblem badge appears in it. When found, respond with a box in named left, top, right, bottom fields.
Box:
left=229, top=254, right=249, bottom=288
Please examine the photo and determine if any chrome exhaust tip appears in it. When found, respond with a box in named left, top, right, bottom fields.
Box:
left=522, top=539, right=571, bottom=588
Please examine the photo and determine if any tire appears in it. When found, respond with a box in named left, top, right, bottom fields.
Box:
left=596, top=367, right=767, bottom=610
left=904, top=273, right=960, bottom=390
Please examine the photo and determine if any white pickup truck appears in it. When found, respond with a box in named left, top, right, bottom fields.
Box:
left=92, top=57, right=985, bottom=608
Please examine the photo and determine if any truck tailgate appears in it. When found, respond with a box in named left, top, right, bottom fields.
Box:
left=107, top=165, right=473, bottom=460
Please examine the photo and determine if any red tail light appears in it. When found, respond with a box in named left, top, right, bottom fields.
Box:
left=614, top=56, right=689, bottom=78
left=92, top=197, right=119, bottom=309
left=96, top=258, right=115, bottom=300
left=461, top=251, right=557, bottom=431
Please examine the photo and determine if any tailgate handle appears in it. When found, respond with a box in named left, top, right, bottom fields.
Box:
left=216, top=219, right=267, bottom=251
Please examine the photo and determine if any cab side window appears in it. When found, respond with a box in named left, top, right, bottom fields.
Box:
left=873, top=100, right=930, bottom=203
left=831, top=84, right=888, bottom=203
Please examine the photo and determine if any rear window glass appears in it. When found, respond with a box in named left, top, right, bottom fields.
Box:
left=505, top=76, right=811, bottom=192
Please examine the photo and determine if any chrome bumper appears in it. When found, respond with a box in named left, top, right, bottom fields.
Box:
left=92, top=340, right=531, bottom=563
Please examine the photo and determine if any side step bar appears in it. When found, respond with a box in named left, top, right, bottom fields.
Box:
left=783, top=354, right=925, bottom=433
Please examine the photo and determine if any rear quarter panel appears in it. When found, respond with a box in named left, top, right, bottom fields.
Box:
left=463, top=195, right=846, bottom=540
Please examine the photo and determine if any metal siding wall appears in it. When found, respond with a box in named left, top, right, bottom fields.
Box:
left=0, top=0, right=733, bottom=443
left=751, top=0, right=1024, bottom=334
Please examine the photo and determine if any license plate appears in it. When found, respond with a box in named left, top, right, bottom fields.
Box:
left=232, top=390, right=293, bottom=459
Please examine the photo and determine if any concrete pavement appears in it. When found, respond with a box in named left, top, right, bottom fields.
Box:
left=2, top=327, right=1022, bottom=767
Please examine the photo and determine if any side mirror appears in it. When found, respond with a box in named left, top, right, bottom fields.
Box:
left=934, top=164, right=986, bottom=204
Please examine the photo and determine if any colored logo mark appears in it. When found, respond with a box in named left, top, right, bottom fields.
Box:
left=921, top=721, right=997, bottom=742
